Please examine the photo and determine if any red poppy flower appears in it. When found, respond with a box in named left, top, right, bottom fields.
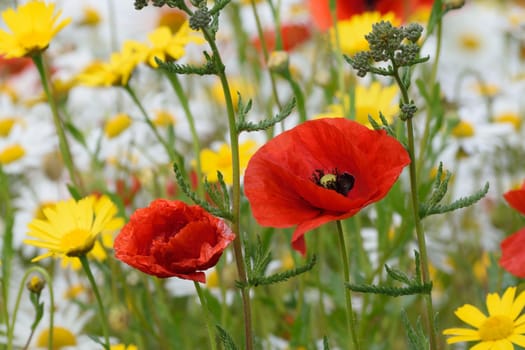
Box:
left=308, top=0, right=434, bottom=31
left=500, top=228, right=525, bottom=278
left=114, top=199, right=235, bottom=282
left=0, top=55, right=32, bottom=76
left=503, top=180, right=525, bottom=215
left=252, top=23, right=312, bottom=53
left=244, top=118, right=410, bottom=255
left=500, top=181, right=525, bottom=277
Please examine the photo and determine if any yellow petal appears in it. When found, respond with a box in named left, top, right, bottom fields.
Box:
left=509, top=334, right=525, bottom=347
left=455, top=304, right=488, bottom=328
left=510, top=290, right=525, bottom=321
left=500, top=287, right=517, bottom=316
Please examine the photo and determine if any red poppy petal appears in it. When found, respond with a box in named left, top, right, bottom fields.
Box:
left=500, top=228, right=525, bottom=278
left=308, top=0, right=364, bottom=31
left=244, top=155, right=322, bottom=227
left=504, top=181, right=525, bottom=215
left=291, top=209, right=360, bottom=255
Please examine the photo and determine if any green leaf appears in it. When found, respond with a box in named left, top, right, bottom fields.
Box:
left=237, top=98, right=295, bottom=133
left=402, top=312, right=428, bottom=350
left=157, top=57, right=217, bottom=75
left=216, top=325, right=239, bottom=350
left=172, top=163, right=232, bottom=219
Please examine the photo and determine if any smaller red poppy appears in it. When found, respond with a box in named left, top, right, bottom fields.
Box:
left=252, top=23, right=312, bottom=53
left=114, top=199, right=235, bottom=283
left=308, top=0, right=434, bottom=31
left=500, top=180, right=525, bottom=277
left=503, top=180, right=525, bottom=215
left=244, top=118, right=410, bottom=255
left=500, top=228, right=525, bottom=278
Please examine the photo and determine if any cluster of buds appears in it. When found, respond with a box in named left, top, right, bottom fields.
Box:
left=346, top=21, right=427, bottom=78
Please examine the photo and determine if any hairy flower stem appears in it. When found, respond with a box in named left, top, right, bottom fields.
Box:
left=32, top=54, right=82, bottom=191
left=194, top=282, right=218, bottom=350
left=10, top=267, right=54, bottom=350
left=336, top=220, right=361, bottom=350
left=79, top=255, right=110, bottom=350
left=164, top=72, right=204, bottom=197
left=124, top=85, right=181, bottom=166
left=393, top=68, right=438, bottom=350
left=0, top=167, right=13, bottom=350
left=417, top=16, right=443, bottom=176
left=202, top=29, right=254, bottom=350
left=249, top=0, right=283, bottom=111
left=329, top=0, right=350, bottom=118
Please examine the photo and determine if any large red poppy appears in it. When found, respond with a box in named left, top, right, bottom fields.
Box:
left=114, top=199, right=235, bottom=282
left=500, top=181, right=525, bottom=277
left=308, top=0, right=434, bottom=31
left=244, top=118, right=410, bottom=255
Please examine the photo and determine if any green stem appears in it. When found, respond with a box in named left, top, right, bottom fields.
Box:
left=194, top=282, right=217, bottom=350
left=392, top=68, right=438, bottom=350
left=0, top=166, right=13, bottom=349
left=10, top=267, right=54, bottom=350
left=283, top=71, right=307, bottom=123
left=202, top=28, right=253, bottom=350
left=329, top=0, right=350, bottom=118
left=249, top=0, right=283, bottom=111
left=416, top=17, right=442, bottom=175
left=79, top=255, right=110, bottom=350
left=32, top=54, right=81, bottom=190
left=124, top=85, right=180, bottom=164
left=336, top=220, right=360, bottom=350
left=164, top=72, right=204, bottom=197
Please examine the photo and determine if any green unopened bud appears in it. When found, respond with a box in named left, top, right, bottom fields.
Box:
left=403, top=23, right=423, bottom=43
left=27, top=275, right=46, bottom=294
left=189, top=7, right=211, bottom=30
left=268, top=51, right=290, bottom=75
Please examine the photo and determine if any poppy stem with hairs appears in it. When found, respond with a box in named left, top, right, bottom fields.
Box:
left=164, top=72, right=204, bottom=198
left=32, top=53, right=83, bottom=193
left=201, top=27, right=254, bottom=350
left=392, top=67, right=439, bottom=350
left=194, top=281, right=218, bottom=350
left=336, top=220, right=361, bottom=350
left=79, top=255, right=111, bottom=350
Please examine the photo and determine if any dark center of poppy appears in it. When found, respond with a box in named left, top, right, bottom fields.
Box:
left=311, top=169, right=355, bottom=196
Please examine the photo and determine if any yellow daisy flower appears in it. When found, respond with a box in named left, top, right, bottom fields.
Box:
left=141, top=22, right=204, bottom=68
left=76, top=41, right=147, bottom=87
left=198, top=140, right=258, bottom=185
left=332, top=12, right=399, bottom=56
left=315, top=82, right=399, bottom=128
left=443, top=286, right=525, bottom=348
left=0, top=1, right=71, bottom=58
left=24, top=195, right=124, bottom=262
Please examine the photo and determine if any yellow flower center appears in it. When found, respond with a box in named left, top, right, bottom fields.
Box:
left=206, top=269, right=219, bottom=288
left=452, top=120, right=475, bottom=138
left=63, top=283, right=86, bottom=299
left=154, top=110, right=176, bottom=127
left=104, top=113, right=132, bottom=139
left=0, top=118, right=17, bottom=137
left=494, top=112, right=521, bottom=130
left=479, top=315, right=514, bottom=341
left=36, top=326, right=77, bottom=349
left=0, top=143, right=25, bottom=164
left=80, top=6, right=101, bottom=26
left=61, top=228, right=95, bottom=257
left=459, top=33, right=481, bottom=51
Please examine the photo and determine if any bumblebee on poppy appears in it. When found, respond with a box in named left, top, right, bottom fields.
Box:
left=312, top=169, right=355, bottom=196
